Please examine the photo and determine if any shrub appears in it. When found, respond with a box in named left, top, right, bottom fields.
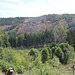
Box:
left=29, top=48, right=39, bottom=61
left=60, top=43, right=74, bottom=64
left=0, top=47, right=3, bottom=53
left=41, top=47, right=49, bottom=63
left=50, top=42, right=56, bottom=48
left=54, top=47, right=64, bottom=63
left=51, top=46, right=57, bottom=58
left=29, top=48, right=35, bottom=56
left=51, top=47, right=56, bottom=54
left=0, top=60, right=10, bottom=72
left=50, top=56, right=60, bottom=67
left=0, top=47, right=3, bottom=59
left=16, top=65, right=25, bottom=73
left=29, top=48, right=39, bottom=57
left=47, top=47, right=52, bottom=59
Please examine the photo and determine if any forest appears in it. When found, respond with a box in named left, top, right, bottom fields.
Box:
left=0, top=14, right=75, bottom=75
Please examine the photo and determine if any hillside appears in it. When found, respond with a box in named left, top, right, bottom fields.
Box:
left=0, top=14, right=75, bottom=75
left=0, top=14, right=75, bottom=33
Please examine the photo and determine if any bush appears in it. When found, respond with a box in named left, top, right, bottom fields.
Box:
left=51, top=46, right=57, bottom=58
left=41, top=47, right=49, bottom=63
left=51, top=47, right=56, bottom=54
left=0, top=60, right=10, bottom=72
left=0, top=47, right=3, bottom=53
left=29, top=48, right=35, bottom=56
left=50, top=42, right=56, bottom=48
left=0, top=47, right=3, bottom=59
left=50, top=56, right=60, bottom=67
left=47, top=47, right=52, bottom=59
left=54, top=47, right=64, bottom=63
left=29, top=48, right=39, bottom=61
left=29, top=48, right=39, bottom=57
left=16, top=65, right=25, bottom=73
left=60, top=43, right=74, bottom=64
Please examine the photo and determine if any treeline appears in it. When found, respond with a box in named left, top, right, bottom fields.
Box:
left=46, top=14, right=75, bottom=28
left=0, top=17, right=26, bottom=26
left=1, top=14, right=75, bottom=27
left=0, top=27, right=75, bottom=50
left=1, top=29, right=54, bottom=48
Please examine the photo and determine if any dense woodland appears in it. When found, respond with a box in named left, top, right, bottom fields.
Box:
left=0, top=14, right=75, bottom=49
left=0, top=14, right=75, bottom=75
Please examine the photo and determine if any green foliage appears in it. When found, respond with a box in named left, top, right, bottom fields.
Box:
left=51, top=46, right=57, bottom=54
left=0, top=14, right=75, bottom=75
left=55, top=21, right=68, bottom=43
left=50, top=56, right=60, bottom=67
left=60, top=43, right=74, bottom=64
left=62, top=14, right=74, bottom=23
left=47, top=47, right=52, bottom=59
left=0, top=59, right=10, bottom=72
left=50, top=42, right=56, bottom=48
left=0, top=17, right=25, bottom=26
left=68, top=21, right=75, bottom=28
left=15, top=65, right=25, bottom=73
left=0, top=48, right=26, bottom=73
left=46, top=14, right=60, bottom=22
left=41, top=48, right=49, bottom=63
left=0, top=29, right=3, bottom=47
left=0, top=47, right=3, bottom=59
left=54, top=47, right=64, bottom=63
left=29, top=48, right=39, bottom=61
left=29, top=48, right=36, bottom=56
left=0, top=14, right=75, bottom=48
left=0, top=47, right=3, bottom=53
left=0, top=42, right=74, bottom=74
left=4, top=34, right=10, bottom=47
left=67, top=27, right=75, bottom=50
left=0, top=70, right=2, bottom=75
left=0, top=46, right=74, bottom=75
left=50, top=42, right=74, bottom=64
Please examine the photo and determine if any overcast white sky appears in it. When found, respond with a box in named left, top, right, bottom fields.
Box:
left=0, top=0, right=75, bottom=17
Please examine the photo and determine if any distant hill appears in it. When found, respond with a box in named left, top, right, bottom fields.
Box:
left=0, top=14, right=75, bottom=33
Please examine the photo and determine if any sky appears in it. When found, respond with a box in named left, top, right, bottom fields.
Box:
left=0, top=0, right=75, bottom=17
